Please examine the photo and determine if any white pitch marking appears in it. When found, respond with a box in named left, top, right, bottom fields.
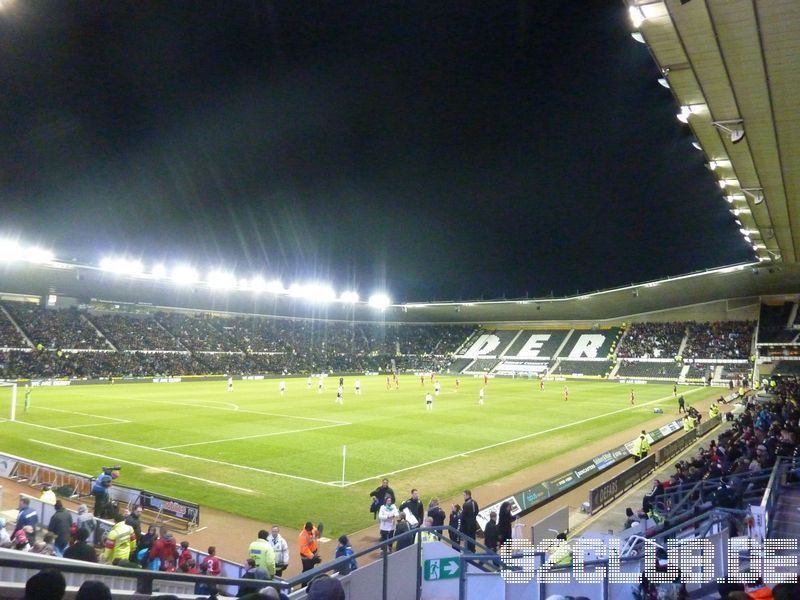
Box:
left=8, top=420, right=336, bottom=487
left=59, top=421, right=131, bottom=429
left=158, top=423, right=348, bottom=450
left=188, top=527, right=208, bottom=534
left=36, top=406, right=131, bottom=423
left=29, top=439, right=255, bottom=493
left=137, top=398, right=349, bottom=426
left=343, top=387, right=706, bottom=487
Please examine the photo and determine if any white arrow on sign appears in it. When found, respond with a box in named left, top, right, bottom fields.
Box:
left=444, top=561, right=459, bottom=576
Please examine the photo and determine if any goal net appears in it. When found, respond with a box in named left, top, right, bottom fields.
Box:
left=0, top=382, right=18, bottom=421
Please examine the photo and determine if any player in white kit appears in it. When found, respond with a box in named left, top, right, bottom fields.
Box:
left=227, top=376, right=234, bottom=392
left=280, top=380, right=286, bottom=395
left=354, top=379, right=362, bottom=395
left=336, top=385, right=344, bottom=405
left=425, top=393, right=433, bottom=411
left=434, top=381, right=441, bottom=396
left=479, top=387, right=485, bottom=405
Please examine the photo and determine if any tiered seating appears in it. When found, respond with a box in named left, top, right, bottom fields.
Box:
left=615, top=361, right=681, bottom=379
left=157, top=313, right=240, bottom=351
left=616, top=322, right=684, bottom=359
left=447, top=357, right=474, bottom=373
left=4, top=304, right=108, bottom=350
left=0, top=310, right=28, bottom=348
left=503, top=330, right=569, bottom=359
left=555, top=360, right=610, bottom=377
left=467, top=358, right=500, bottom=372
left=683, top=321, right=754, bottom=359
left=90, top=314, right=180, bottom=350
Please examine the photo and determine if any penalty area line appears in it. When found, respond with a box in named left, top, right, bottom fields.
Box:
left=36, top=406, right=131, bottom=423
left=343, top=387, right=707, bottom=487
left=10, top=419, right=337, bottom=487
left=158, top=422, right=349, bottom=450
left=29, top=439, right=256, bottom=493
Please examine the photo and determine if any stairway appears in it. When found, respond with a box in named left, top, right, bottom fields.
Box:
left=768, top=483, right=800, bottom=539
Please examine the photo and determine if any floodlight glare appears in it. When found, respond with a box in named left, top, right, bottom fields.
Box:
left=657, top=77, right=669, bottom=89
left=340, top=291, right=360, bottom=304
left=171, top=265, right=199, bottom=285
left=631, top=31, right=645, bottom=43
left=100, top=257, right=144, bottom=275
left=628, top=6, right=645, bottom=28
left=0, top=240, right=23, bottom=262
left=25, top=247, right=55, bottom=264
left=266, top=280, right=285, bottom=294
left=677, top=106, right=692, bottom=123
left=307, top=284, right=337, bottom=302
left=207, top=270, right=237, bottom=290
left=691, top=141, right=702, bottom=150
left=249, top=276, right=267, bottom=292
left=151, top=264, right=167, bottom=278
left=368, top=293, right=391, bottom=310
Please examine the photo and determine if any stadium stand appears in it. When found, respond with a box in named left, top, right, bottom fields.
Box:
left=616, top=322, right=685, bottom=359
left=772, top=361, right=800, bottom=376
left=89, top=314, right=181, bottom=350
left=615, top=360, right=681, bottom=379
left=0, top=304, right=475, bottom=378
left=502, top=330, right=569, bottom=359
left=465, top=358, right=500, bottom=373
left=683, top=321, right=754, bottom=359
left=554, top=359, right=611, bottom=377
left=447, top=357, right=474, bottom=373
left=3, top=303, right=111, bottom=350
left=0, top=309, right=28, bottom=348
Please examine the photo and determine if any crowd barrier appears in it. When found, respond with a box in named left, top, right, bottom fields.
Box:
left=105, top=483, right=200, bottom=531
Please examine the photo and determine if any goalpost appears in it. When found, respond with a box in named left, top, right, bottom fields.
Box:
left=0, top=382, right=18, bottom=421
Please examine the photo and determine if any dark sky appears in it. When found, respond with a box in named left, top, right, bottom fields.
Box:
left=0, top=1, right=754, bottom=302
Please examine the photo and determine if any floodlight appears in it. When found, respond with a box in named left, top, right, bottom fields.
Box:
left=207, top=270, right=237, bottom=290
left=340, top=291, right=360, bottom=304
left=631, top=31, right=645, bottom=44
left=712, top=119, right=745, bottom=145
left=151, top=264, right=167, bottom=278
left=657, top=77, right=669, bottom=89
left=628, top=6, right=645, bottom=28
left=368, top=293, right=391, bottom=310
left=730, top=208, right=750, bottom=216
left=677, top=106, right=692, bottom=123
left=0, top=240, right=23, bottom=262
left=725, top=193, right=744, bottom=204
left=742, top=188, right=764, bottom=206
left=171, top=265, right=199, bottom=285
left=691, top=141, right=702, bottom=150
left=25, top=247, right=54, bottom=264
left=718, top=178, right=739, bottom=189
left=307, top=284, right=337, bottom=302
left=265, top=280, right=285, bottom=294
left=735, top=220, right=742, bottom=226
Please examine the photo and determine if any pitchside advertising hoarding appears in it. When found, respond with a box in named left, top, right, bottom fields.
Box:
left=477, top=419, right=685, bottom=528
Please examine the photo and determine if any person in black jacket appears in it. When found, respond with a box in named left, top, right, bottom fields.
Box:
left=483, top=511, right=499, bottom=552
left=460, top=490, right=479, bottom=552
left=427, top=497, right=446, bottom=538
left=394, top=513, right=414, bottom=551
left=399, top=489, right=424, bottom=527
left=369, top=479, right=395, bottom=520
left=63, top=528, right=98, bottom=563
left=448, top=504, right=461, bottom=549
left=497, top=501, right=514, bottom=548
left=48, top=501, right=73, bottom=556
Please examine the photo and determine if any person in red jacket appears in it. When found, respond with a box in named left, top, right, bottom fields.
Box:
left=178, top=541, right=193, bottom=569
left=148, top=527, right=177, bottom=572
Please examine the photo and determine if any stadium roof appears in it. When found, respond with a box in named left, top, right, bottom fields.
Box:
left=625, top=0, right=799, bottom=265
left=2, top=259, right=800, bottom=324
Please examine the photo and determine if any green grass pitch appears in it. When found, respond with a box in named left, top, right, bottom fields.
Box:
left=0, top=376, right=699, bottom=535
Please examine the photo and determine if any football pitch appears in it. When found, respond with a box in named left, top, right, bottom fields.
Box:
left=0, top=376, right=701, bottom=534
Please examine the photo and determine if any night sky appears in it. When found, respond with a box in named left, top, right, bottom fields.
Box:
left=0, top=1, right=754, bottom=302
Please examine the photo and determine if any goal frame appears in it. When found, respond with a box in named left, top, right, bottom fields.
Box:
left=0, top=382, right=18, bottom=421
